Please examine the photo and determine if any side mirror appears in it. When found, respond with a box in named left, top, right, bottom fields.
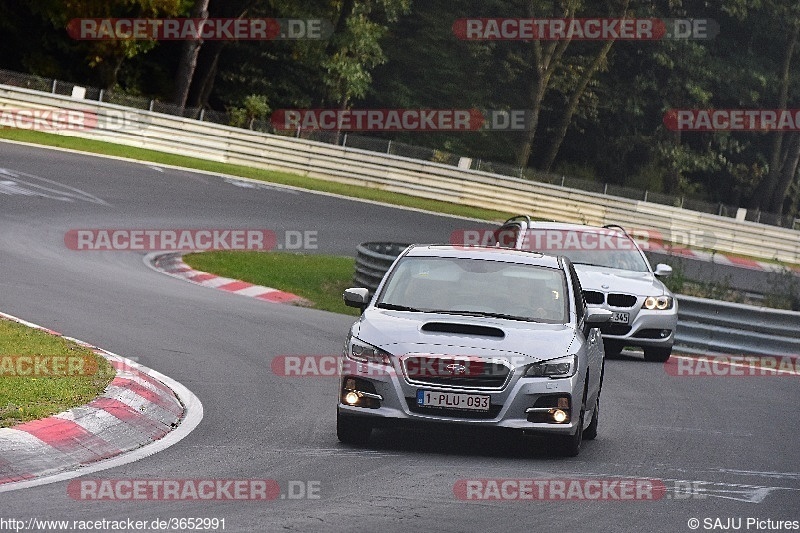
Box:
left=343, top=288, right=370, bottom=311
left=654, top=264, right=673, bottom=277
left=585, top=308, right=613, bottom=325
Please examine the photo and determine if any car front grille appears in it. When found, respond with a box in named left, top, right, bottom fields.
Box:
left=606, top=293, right=638, bottom=308
left=401, top=356, right=512, bottom=390
left=583, top=291, right=605, bottom=305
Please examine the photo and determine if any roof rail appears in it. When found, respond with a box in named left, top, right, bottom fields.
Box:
left=504, top=214, right=532, bottom=227
left=602, top=223, right=629, bottom=235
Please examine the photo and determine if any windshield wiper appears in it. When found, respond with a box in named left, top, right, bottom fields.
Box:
left=425, top=310, right=534, bottom=322
left=573, top=261, right=611, bottom=268
left=376, top=303, right=421, bottom=312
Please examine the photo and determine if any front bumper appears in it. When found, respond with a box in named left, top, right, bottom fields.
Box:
left=596, top=304, right=678, bottom=348
left=337, top=358, right=585, bottom=436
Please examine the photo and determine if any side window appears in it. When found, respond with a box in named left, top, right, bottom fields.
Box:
left=567, top=262, right=585, bottom=321
left=493, top=224, right=520, bottom=248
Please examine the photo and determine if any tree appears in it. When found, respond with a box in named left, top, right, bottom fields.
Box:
left=172, top=0, right=210, bottom=108
left=27, top=0, right=184, bottom=89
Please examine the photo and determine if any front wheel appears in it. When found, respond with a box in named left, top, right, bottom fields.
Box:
left=603, top=340, right=624, bottom=359
left=554, top=396, right=585, bottom=457
left=643, top=346, right=672, bottom=363
left=337, top=412, right=372, bottom=445
left=583, top=397, right=599, bottom=440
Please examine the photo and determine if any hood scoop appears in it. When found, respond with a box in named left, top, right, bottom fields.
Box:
left=421, top=322, right=505, bottom=338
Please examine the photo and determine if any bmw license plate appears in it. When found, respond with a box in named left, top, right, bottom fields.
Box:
left=416, top=390, right=490, bottom=412
left=610, top=312, right=629, bottom=323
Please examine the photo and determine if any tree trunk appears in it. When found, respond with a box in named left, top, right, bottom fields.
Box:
left=749, top=23, right=798, bottom=209
left=188, top=40, right=225, bottom=108
left=172, top=0, right=210, bottom=109
left=514, top=35, right=572, bottom=167
left=540, top=38, right=615, bottom=171
left=768, top=132, right=800, bottom=213
left=515, top=0, right=620, bottom=169
left=540, top=0, right=629, bottom=172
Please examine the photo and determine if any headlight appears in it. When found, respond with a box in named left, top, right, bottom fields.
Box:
left=525, top=355, right=577, bottom=378
left=642, top=296, right=673, bottom=310
left=347, top=337, right=391, bottom=365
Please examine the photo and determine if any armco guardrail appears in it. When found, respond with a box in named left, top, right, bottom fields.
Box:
left=675, top=295, right=800, bottom=357
left=354, top=242, right=410, bottom=292
left=2, top=83, right=800, bottom=263
left=353, top=243, right=800, bottom=357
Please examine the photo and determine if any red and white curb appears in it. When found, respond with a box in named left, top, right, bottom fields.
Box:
left=647, top=242, right=800, bottom=274
left=0, top=311, right=203, bottom=492
left=146, top=252, right=310, bottom=305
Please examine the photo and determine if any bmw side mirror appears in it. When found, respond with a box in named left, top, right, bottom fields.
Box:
left=343, top=288, right=370, bottom=311
left=654, top=264, right=673, bottom=277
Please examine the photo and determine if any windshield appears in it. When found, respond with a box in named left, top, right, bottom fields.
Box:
left=377, top=257, right=568, bottom=323
left=519, top=229, right=651, bottom=272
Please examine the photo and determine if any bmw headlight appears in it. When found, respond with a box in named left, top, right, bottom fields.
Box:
left=642, top=296, right=673, bottom=310
left=347, top=337, right=391, bottom=365
left=525, top=355, right=577, bottom=378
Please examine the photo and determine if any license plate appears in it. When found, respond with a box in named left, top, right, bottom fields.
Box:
left=416, top=390, right=490, bottom=412
left=610, top=312, right=629, bottom=323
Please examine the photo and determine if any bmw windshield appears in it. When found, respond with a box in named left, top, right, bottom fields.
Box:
left=522, top=229, right=650, bottom=272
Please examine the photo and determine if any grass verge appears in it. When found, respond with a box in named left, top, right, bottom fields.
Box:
left=0, top=129, right=513, bottom=222
left=183, top=251, right=360, bottom=316
left=0, top=319, right=115, bottom=428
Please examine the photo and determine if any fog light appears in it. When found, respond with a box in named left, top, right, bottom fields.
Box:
left=660, top=329, right=670, bottom=338
left=552, top=409, right=568, bottom=423
left=344, top=391, right=359, bottom=405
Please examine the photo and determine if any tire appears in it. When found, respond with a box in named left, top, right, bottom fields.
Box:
left=555, top=386, right=586, bottom=457
left=603, top=340, right=624, bottom=359
left=583, top=397, right=599, bottom=440
left=643, top=346, right=672, bottom=363
left=337, top=412, right=372, bottom=445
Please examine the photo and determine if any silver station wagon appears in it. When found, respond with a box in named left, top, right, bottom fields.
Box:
left=337, top=245, right=611, bottom=456
left=492, top=218, right=678, bottom=362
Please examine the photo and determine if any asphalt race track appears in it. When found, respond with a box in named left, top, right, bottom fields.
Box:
left=1, top=141, right=798, bottom=533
